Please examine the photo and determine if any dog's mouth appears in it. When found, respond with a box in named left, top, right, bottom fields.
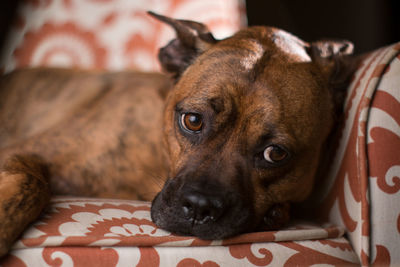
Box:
left=150, top=178, right=255, bottom=240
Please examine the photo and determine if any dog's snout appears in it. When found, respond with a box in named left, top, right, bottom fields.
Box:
left=151, top=176, right=253, bottom=239
left=181, top=192, right=224, bottom=225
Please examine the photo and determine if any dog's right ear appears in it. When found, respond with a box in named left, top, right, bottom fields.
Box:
left=148, top=11, right=218, bottom=80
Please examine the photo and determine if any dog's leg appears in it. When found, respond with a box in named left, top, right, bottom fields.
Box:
left=0, top=154, right=50, bottom=257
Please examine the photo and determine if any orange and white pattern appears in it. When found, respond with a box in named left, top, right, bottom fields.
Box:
left=316, top=42, right=400, bottom=266
left=0, top=0, right=399, bottom=265
left=0, top=0, right=246, bottom=73
left=0, top=197, right=359, bottom=266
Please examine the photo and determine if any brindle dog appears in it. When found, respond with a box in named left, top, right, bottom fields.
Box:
left=0, top=12, right=358, bottom=256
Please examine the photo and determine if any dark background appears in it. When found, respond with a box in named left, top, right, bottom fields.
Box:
left=246, top=0, right=400, bottom=55
left=0, top=1, right=19, bottom=53
left=1, top=0, right=399, bottom=55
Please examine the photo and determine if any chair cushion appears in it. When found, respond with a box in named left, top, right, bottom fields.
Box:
left=1, top=197, right=359, bottom=266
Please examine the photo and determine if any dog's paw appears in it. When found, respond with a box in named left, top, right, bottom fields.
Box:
left=0, top=155, right=51, bottom=259
left=263, top=203, right=290, bottom=230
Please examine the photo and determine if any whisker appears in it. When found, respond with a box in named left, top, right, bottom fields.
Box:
left=135, top=166, right=167, bottom=190
left=140, top=190, right=161, bottom=200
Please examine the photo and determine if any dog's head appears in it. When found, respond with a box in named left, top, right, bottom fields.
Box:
left=149, top=12, right=356, bottom=239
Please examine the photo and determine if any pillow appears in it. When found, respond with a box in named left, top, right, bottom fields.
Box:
left=0, top=0, right=246, bottom=73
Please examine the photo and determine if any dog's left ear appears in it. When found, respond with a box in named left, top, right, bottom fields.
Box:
left=308, top=40, right=355, bottom=84
left=308, top=40, right=361, bottom=113
left=148, top=11, right=218, bottom=80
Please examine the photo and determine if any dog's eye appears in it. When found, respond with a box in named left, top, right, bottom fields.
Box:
left=263, top=145, right=288, bottom=164
left=181, top=113, right=203, bottom=133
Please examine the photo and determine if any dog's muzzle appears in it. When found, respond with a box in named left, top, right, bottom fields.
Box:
left=151, top=176, right=253, bottom=239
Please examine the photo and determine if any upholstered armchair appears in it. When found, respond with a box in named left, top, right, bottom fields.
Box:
left=1, top=0, right=399, bottom=266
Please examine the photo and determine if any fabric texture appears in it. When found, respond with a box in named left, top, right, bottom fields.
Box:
left=0, top=0, right=399, bottom=266
left=314, top=43, right=400, bottom=266
left=1, top=197, right=359, bottom=266
left=0, top=0, right=246, bottom=73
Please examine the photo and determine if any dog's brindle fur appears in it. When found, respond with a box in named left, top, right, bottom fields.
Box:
left=0, top=13, right=357, bottom=256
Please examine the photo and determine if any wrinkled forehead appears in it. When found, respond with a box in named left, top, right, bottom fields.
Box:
left=238, top=32, right=311, bottom=72
left=221, top=26, right=312, bottom=68
left=176, top=26, right=312, bottom=86
left=174, top=27, right=318, bottom=106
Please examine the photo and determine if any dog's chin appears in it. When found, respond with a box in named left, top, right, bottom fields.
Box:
left=150, top=192, right=254, bottom=240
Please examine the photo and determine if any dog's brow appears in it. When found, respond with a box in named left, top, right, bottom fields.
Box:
left=208, top=97, right=225, bottom=114
left=175, top=98, right=210, bottom=112
left=252, top=127, right=292, bottom=153
left=255, top=132, right=275, bottom=148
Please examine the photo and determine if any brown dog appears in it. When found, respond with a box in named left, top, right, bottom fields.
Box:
left=0, top=12, right=357, bottom=256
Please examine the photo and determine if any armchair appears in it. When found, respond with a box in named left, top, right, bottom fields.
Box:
left=0, top=0, right=399, bottom=266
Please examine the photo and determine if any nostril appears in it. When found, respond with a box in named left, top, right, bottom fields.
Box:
left=182, top=203, right=194, bottom=219
left=186, top=194, right=207, bottom=209
left=181, top=192, right=223, bottom=225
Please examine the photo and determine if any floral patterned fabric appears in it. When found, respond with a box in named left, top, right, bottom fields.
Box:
left=1, top=197, right=359, bottom=266
left=0, top=0, right=399, bottom=265
left=0, top=0, right=246, bottom=73
left=315, top=42, right=400, bottom=266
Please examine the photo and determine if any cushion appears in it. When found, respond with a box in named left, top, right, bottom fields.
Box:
left=0, top=197, right=359, bottom=266
left=0, top=0, right=246, bottom=73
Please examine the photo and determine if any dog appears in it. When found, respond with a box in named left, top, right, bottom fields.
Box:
left=0, top=12, right=357, bottom=256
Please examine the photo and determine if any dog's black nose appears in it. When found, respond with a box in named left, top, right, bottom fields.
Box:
left=182, top=192, right=224, bottom=225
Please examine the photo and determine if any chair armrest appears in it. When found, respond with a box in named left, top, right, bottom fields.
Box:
left=316, top=42, right=400, bottom=266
